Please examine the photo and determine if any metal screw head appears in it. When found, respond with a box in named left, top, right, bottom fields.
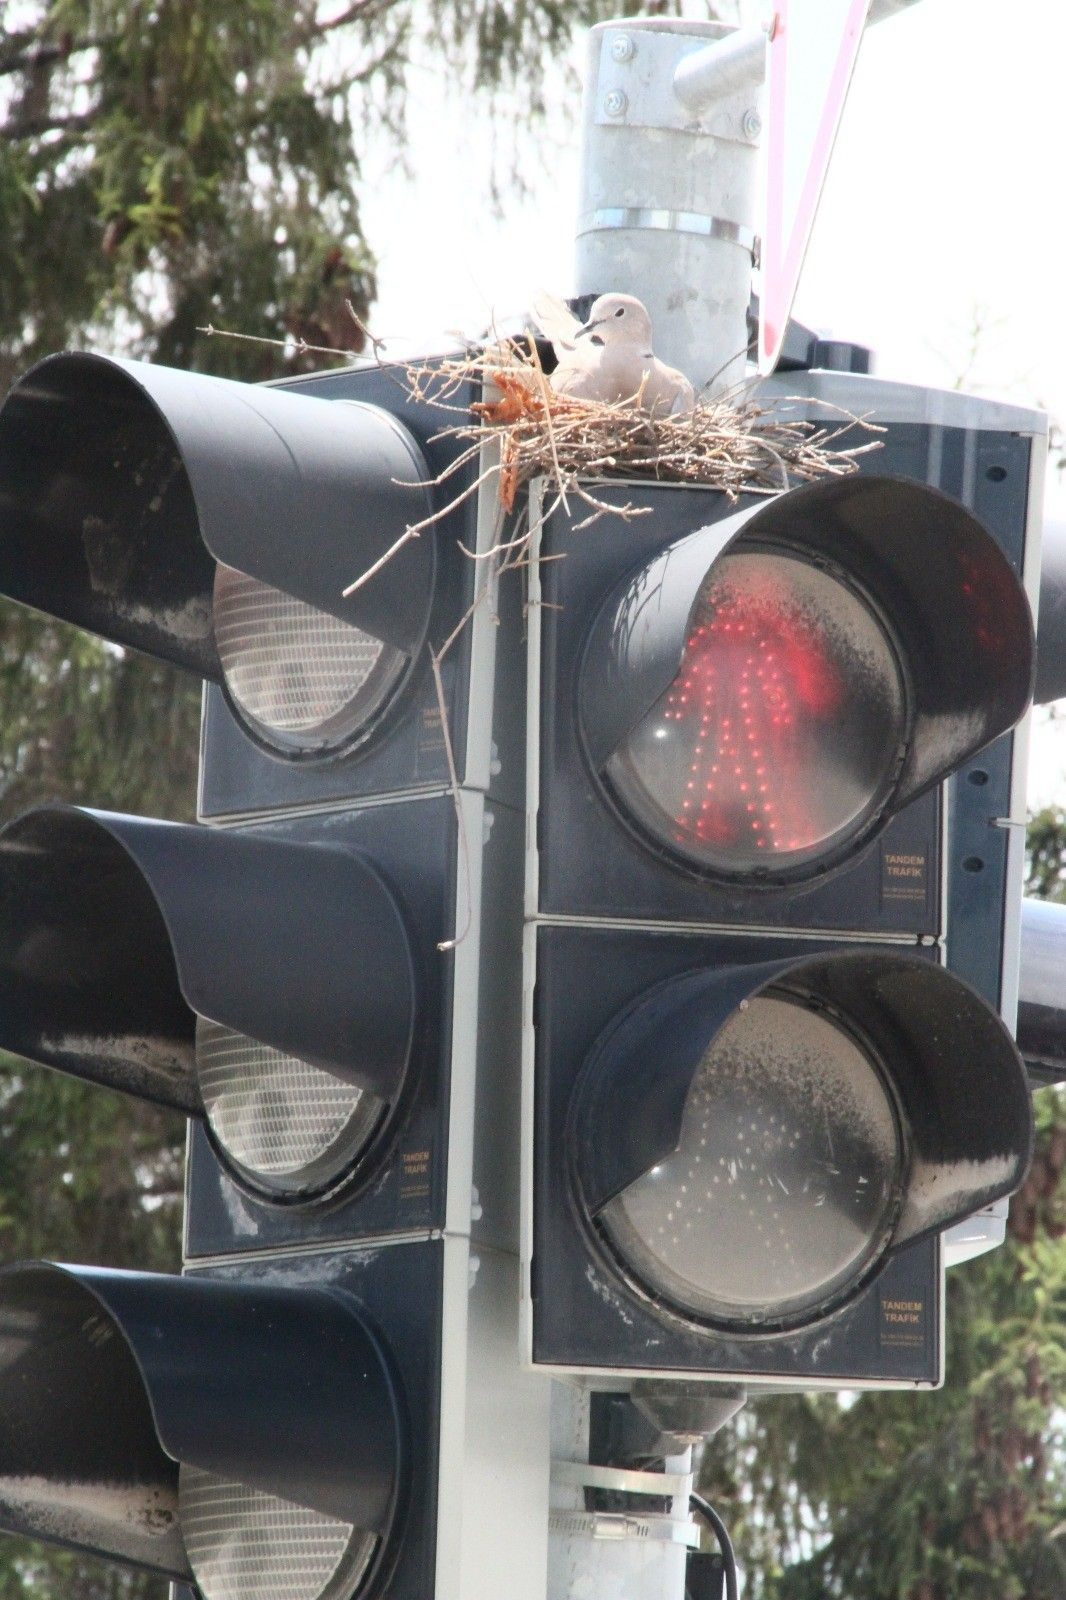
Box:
left=742, top=107, right=762, bottom=140
left=610, top=33, right=635, bottom=63
left=603, top=89, right=628, bottom=118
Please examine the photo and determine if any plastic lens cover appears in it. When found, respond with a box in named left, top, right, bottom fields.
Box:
left=196, top=1018, right=385, bottom=1200
left=213, top=564, right=406, bottom=756
left=607, top=550, right=907, bottom=879
left=599, top=993, right=905, bottom=1329
left=179, top=1464, right=376, bottom=1600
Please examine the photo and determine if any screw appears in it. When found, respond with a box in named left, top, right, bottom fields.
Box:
left=742, top=107, right=762, bottom=140
left=610, top=33, right=635, bottom=63
left=603, top=89, right=628, bottom=118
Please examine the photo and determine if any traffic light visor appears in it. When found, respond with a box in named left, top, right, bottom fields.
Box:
left=0, top=352, right=435, bottom=756
left=579, top=476, right=1034, bottom=882
left=0, top=1263, right=402, bottom=1590
left=0, top=806, right=414, bottom=1199
left=572, top=951, right=1032, bottom=1332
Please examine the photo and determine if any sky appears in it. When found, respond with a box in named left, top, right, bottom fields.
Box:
left=356, top=0, right=1066, bottom=806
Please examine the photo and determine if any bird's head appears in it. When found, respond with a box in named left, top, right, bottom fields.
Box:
left=578, top=293, right=653, bottom=349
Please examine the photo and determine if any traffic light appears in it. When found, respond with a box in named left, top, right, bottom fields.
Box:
left=523, top=374, right=1042, bottom=1387
left=0, top=351, right=546, bottom=1599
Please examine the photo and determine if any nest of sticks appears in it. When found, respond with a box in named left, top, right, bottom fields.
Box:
left=401, top=338, right=883, bottom=527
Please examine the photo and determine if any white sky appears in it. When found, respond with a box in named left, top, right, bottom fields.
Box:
left=358, top=0, right=1066, bottom=806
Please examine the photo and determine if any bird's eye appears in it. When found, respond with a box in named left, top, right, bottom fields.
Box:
left=590, top=335, right=606, bottom=347
left=614, top=307, right=626, bottom=318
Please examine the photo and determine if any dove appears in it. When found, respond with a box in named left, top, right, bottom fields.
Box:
left=530, top=290, right=696, bottom=417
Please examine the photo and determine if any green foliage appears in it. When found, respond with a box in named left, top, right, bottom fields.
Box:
left=0, top=0, right=674, bottom=387
left=1026, top=805, right=1066, bottom=902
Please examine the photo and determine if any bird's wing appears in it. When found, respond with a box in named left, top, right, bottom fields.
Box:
left=669, top=370, right=697, bottom=416
left=529, top=289, right=584, bottom=354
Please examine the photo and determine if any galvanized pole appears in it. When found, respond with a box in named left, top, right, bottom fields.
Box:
left=574, top=18, right=765, bottom=395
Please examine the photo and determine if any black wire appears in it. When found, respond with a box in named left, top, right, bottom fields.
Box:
left=689, top=1491, right=739, bottom=1600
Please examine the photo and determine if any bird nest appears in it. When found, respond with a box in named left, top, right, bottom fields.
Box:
left=401, top=338, right=883, bottom=524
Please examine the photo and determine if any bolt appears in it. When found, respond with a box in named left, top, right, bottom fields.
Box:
left=610, top=33, right=635, bottom=63
left=603, top=89, right=628, bottom=118
left=742, top=107, right=762, bottom=141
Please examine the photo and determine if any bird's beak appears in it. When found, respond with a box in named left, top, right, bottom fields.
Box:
left=576, top=316, right=605, bottom=337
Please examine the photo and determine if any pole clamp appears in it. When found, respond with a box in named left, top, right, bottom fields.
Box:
left=577, top=207, right=760, bottom=265
left=549, top=1509, right=701, bottom=1548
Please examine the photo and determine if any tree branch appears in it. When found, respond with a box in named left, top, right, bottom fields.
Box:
left=1, top=109, right=95, bottom=142
left=0, top=32, right=112, bottom=80
left=300, top=0, right=407, bottom=41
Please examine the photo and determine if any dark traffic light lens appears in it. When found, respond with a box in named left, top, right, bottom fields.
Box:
left=606, top=550, right=906, bottom=878
left=598, top=992, right=905, bottom=1329
left=179, top=1465, right=376, bottom=1600
left=214, top=564, right=407, bottom=756
left=197, top=1018, right=386, bottom=1200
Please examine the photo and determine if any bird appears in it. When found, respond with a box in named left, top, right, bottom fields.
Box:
left=530, top=290, right=696, bottom=417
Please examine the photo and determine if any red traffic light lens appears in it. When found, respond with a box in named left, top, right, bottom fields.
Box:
left=606, top=549, right=908, bottom=879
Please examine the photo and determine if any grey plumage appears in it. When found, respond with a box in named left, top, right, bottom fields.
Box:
left=530, top=291, right=696, bottom=417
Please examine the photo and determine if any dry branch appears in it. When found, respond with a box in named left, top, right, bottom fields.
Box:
left=401, top=339, right=883, bottom=527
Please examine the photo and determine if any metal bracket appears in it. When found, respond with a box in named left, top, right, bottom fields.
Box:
left=548, top=1510, right=700, bottom=1549
left=596, top=27, right=762, bottom=145
left=552, top=1460, right=692, bottom=1499
left=578, top=206, right=760, bottom=265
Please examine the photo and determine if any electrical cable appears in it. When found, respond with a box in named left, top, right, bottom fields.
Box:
left=689, top=1491, right=739, bottom=1600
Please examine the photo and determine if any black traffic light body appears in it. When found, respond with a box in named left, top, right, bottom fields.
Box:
left=0, top=349, right=544, bottom=1600
left=0, top=351, right=524, bottom=817
left=0, top=335, right=1047, bottom=1598
left=0, top=352, right=525, bottom=1252
left=0, top=1244, right=440, bottom=1597
left=196, top=362, right=525, bottom=820
left=522, top=374, right=1043, bottom=1387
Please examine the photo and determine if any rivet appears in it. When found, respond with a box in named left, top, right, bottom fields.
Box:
left=603, top=89, right=628, bottom=118
left=610, top=33, right=635, bottom=63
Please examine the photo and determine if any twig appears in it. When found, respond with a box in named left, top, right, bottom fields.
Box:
left=342, top=525, right=420, bottom=597
left=196, top=323, right=361, bottom=364
left=346, top=298, right=390, bottom=363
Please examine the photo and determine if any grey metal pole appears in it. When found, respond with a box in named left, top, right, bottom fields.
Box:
left=574, top=18, right=764, bottom=395
left=1034, top=517, right=1066, bottom=705
left=1017, top=897, right=1066, bottom=1085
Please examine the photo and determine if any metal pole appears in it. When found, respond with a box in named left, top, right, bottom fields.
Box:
left=1034, top=517, right=1066, bottom=704
left=673, top=24, right=768, bottom=113
left=1017, top=897, right=1066, bottom=1086
left=574, top=18, right=764, bottom=394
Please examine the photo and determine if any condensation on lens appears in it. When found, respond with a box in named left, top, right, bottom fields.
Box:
left=599, top=994, right=904, bottom=1329
left=196, top=1018, right=384, bottom=1199
left=179, top=1463, right=376, bottom=1600
left=213, top=564, right=405, bottom=755
left=607, top=550, right=907, bottom=878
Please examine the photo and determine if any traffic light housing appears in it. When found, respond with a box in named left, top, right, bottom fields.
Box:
left=523, top=374, right=1043, bottom=1386
left=0, top=1259, right=408, bottom=1587
left=0, top=340, right=1050, bottom=1596
left=0, top=350, right=523, bottom=815
left=0, top=350, right=545, bottom=1600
